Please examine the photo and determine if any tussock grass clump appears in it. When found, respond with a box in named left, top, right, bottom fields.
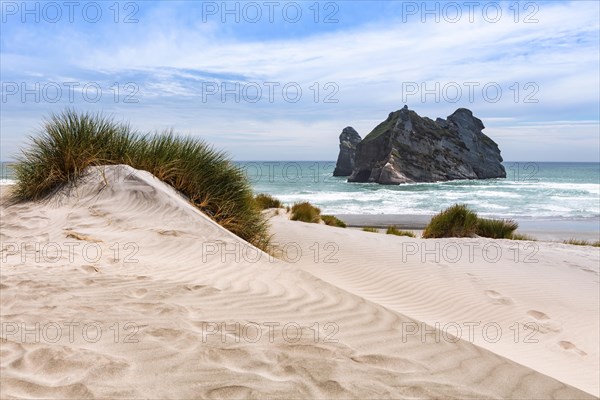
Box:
left=563, top=239, right=600, bottom=247
left=13, top=109, right=270, bottom=250
left=255, top=193, right=283, bottom=210
left=424, top=204, right=521, bottom=239
left=321, top=215, right=346, bottom=228
left=423, top=204, right=479, bottom=238
left=476, top=218, right=519, bottom=239
left=386, top=226, right=416, bottom=238
left=290, top=202, right=321, bottom=223
left=13, top=110, right=137, bottom=200
left=362, top=227, right=378, bottom=233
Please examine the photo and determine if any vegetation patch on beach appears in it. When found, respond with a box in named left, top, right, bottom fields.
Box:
left=563, top=239, right=600, bottom=247
left=386, top=226, right=416, bottom=237
left=423, top=204, right=479, bottom=238
left=322, top=215, right=347, bottom=228
left=255, top=193, right=283, bottom=210
left=13, top=109, right=270, bottom=250
left=362, top=227, right=379, bottom=233
left=509, top=233, right=536, bottom=241
left=476, top=217, right=519, bottom=239
left=424, top=204, right=520, bottom=239
left=290, top=202, right=321, bottom=223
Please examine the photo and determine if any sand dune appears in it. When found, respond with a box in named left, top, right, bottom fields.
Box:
left=270, top=213, right=600, bottom=397
left=0, top=165, right=596, bottom=399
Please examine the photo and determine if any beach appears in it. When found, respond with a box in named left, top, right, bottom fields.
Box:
left=332, top=214, right=600, bottom=242
left=2, top=0, right=599, bottom=397
left=1, top=165, right=598, bottom=399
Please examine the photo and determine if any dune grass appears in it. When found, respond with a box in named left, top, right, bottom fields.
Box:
left=13, top=109, right=270, bottom=250
left=290, top=202, right=321, bottom=223
left=563, top=239, right=600, bottom=247
left=476, top=218, right=519, bottom=239
left=423, top=204, right=520, bottom=239
left=509, top=233, right=536, bottom=241
left=386, top=226, right=416, bottom=238
left=255, top=193, right=283, bottom=210
left=321, top=215, right=346, bottom=228
left=362, top=227, right=379, bottom=233
left=423, top=204, right=479, bottom=238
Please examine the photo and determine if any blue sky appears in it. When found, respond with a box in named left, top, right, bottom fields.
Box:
left=1, top=0, right=599, bottom=161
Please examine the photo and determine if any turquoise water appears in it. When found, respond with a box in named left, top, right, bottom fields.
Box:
left=240, top=162, right=600, bottom=220
left=3, top=161, right=598, bottom=220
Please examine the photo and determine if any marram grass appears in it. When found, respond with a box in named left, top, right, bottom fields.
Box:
left=255, top=193, right=283, bottom=210
left=563, top=239, right=600, bottom=247
left=14, top=109, right=270, bottom=251
left=476, top=217, right=519, bottom=239
left=423, top=204, right=479, bottom=238
left=386, top=226, right=416, bottom=238
left=321, top=215, right=346, bottom=228
left=290, top=202, right=321, bottom=223
left=423, top=204, right=519, bottom=239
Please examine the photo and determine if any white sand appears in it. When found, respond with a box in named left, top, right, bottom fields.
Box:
left=0, top=165, right=596, bottom=399
left=270, top=213, right=600, bottom=397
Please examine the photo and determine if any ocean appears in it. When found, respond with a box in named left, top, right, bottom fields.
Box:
left=2, top=161, right=599, bottom=221
left=240, top=161, right=600, bottom=221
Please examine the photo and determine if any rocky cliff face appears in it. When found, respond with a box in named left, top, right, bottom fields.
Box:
left=338, top=106, right=505, bottom=184
left=333, top=127, right=362, bottom=177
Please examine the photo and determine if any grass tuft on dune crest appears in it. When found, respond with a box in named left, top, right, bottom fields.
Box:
left=290, top=202, right=321, bottom=223
left=13, top=109, right=270, bottom=250
left=362, top=227, right=378, bottom=233
left=255, top=193, right=283, bottom=210
left=563, top=239, right=600, bottom=247
left=322, top=215, right=346, bottom=228
left=386, top=226, right=416, bottom=237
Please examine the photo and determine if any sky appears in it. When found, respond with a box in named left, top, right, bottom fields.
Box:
left=1, top=0, right=599, bottom=161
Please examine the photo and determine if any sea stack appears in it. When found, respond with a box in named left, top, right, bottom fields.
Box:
left=333, top=127, right=362, bottom=176
left=335, top=106, right=506, bottom=184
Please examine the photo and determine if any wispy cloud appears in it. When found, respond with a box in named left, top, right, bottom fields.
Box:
left=1, top=1, right=598, bottom=161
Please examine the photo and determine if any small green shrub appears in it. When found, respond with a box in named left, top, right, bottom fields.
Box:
left=563, top=239, right=600, bottom=247
left=362, top=227, right=379, bottom=233
left=386, top=226, right=415, bottom=238
left=255, top=193, right=283, bottom=210
left=423, top=204, right=478, bottom=238
left=291, top=202, right=321, bottom=223
left=476, top=218, right=519, bottom=239
left=322, top=215, right=346, bottom=228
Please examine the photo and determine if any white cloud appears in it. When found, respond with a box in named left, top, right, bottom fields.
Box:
left=1, top=1, right=598, bottom=161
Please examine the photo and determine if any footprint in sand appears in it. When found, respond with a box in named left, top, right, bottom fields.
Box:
left=526, top=310, right=549, bottom=320
left=88, top=206, right=109, bottom=218
left=158, top=229, right=181, bottom=237
left=127, top=288, right=148, bottom=298
left=466, top=273, right=481, bottom=282
left=526, top=310, right=562, bottom=333
left=484, top=290, right=513, bottom=305
left=80, top=265, right=100, bottom=273
left=558, top=340, right=587, bottom=356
